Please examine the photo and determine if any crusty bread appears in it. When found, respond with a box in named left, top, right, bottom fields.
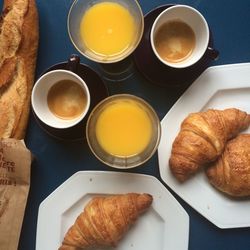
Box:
left=0, top=0, right=39, bottom=139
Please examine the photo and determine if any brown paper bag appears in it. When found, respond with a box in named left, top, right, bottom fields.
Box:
left=0, top=139, right=32, bottom=250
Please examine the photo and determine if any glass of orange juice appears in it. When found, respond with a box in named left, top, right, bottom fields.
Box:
left=86, top=94, right=161, bottom=169
left=67, top=0, right=144, bottom=64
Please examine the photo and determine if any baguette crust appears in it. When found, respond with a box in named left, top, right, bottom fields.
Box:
left=0, top=0, right=39, bottom=139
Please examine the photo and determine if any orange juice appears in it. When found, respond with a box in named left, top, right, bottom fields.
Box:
left=80, top=2, right=136, bottom=57
left=95, top=99, right=153, bottom=157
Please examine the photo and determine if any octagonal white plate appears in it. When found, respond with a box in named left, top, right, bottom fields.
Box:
left=158, top=63, right=250, bottom=229
left=36, top=171, right=189, bottom=250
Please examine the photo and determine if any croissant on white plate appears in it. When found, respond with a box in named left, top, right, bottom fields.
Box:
left=206, top=134, right=250, bottom=197
left=169, top=108, right=250, bottom=182
left=59, top=193, right=153, bottom=250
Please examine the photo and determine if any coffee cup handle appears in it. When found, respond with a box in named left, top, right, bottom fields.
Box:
left=206, top=47, right=219, bottom=60
left=67, top=54, right=80, bottom=73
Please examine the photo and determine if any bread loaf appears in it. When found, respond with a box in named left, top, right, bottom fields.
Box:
left=0, top=0, right=39, bottom=139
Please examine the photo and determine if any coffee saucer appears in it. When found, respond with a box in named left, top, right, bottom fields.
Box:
left=33, top=55, right=109, bottom=141
left=133, top=4, right=219, bottom=87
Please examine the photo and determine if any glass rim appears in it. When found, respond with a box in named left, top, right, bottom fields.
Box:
left=67, top=0, right=145, bottom=64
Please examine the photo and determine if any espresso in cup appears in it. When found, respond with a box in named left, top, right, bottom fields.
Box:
left=47, top=79, right=88, bottom=120
left=151, top=5, right=210, bottom=68
left=154, top=20, right=196, bottom=64
left=32, top=69, right=90, bottom=129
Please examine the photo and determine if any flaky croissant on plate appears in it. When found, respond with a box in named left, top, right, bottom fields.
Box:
left=59, top=193, right=153, bottom=250
left=169, top=108, right=250, bottom=182
left=206, top=134, right=250, bottom=197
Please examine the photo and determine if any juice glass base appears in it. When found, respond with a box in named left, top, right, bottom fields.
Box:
left=98, top=56, right=135, bottom=82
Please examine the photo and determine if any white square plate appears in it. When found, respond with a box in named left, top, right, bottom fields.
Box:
left=158, top=63, right=250, bottom=229
left=36, top=171, right=189, bottom=250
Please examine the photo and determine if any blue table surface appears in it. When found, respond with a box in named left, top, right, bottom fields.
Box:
left=1, top=0, right=250, bottom=249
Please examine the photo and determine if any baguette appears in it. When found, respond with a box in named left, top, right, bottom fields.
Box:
left=0, top=0, right=39, bottom=139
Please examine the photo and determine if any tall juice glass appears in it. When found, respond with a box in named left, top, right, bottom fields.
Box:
left=67, top=0, right=144, bottom=81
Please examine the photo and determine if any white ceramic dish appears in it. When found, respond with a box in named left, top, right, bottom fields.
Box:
left=36, top=171, right=189, bottom=250
left=158, top=63, right=250, bottom=229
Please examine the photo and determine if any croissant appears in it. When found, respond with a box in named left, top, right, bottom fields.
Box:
left=206, top=134, right=250, bottom=197
left=59, top=193, right=153, bottom=250
left=169, top=108, right=250, bottom=182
